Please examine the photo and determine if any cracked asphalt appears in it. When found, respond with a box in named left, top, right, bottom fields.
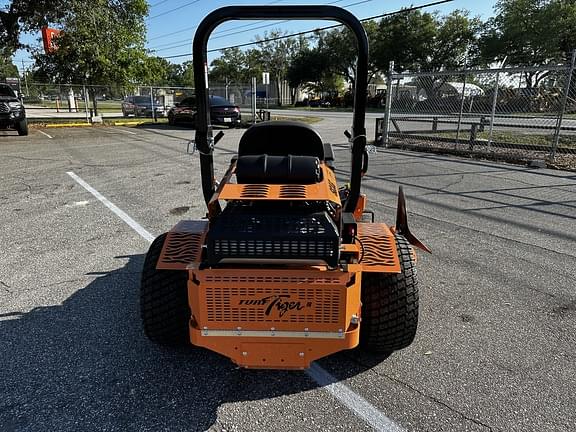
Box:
left=1, top=118, right=575, bottom=432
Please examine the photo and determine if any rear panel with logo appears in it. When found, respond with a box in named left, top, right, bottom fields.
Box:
left=188, top=267, right=362, bottom=369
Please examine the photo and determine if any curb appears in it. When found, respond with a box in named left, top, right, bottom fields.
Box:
left=112, top=121, right=147, bottom=126
left=43, top=122, right=93, bottom=128
left=32, top=120, right=149, bottom=128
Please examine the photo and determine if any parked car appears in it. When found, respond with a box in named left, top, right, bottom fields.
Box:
left=168, top=95, right=241, bottom=127
left=308, top=98, right=331, bottom=108
left=0, top=83, right=28, bottom=136
left=121, top=95, right=166, bottom=118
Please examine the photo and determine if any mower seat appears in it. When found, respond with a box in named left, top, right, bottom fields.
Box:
left=238, top=121, right=325, bottom=159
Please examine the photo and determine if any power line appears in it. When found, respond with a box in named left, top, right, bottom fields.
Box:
left=149, top=0, right=371, bottom=50
left=159, top=0, right=455, bottom=60
left=147, top=0, right=349, bottom=43
left=210, top=0, right=375, bottom=41
left=149, top=0, right=171, bottom=7
left=208, top=0, right=352, bottom=39
left=147, top=0, right=202, bottom=20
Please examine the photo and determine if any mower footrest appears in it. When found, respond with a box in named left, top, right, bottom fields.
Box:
left=190, top=328, right=359, bottom=369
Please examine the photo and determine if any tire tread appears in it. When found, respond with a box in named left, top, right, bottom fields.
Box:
left=359, top=233, right=419, bottom=353
left=140, top=233, right=190, bottom=346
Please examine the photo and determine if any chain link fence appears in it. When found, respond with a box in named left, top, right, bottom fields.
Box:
left=377, top=55, right=576, bottom=169
left=19, top=81, right=277, bottom=122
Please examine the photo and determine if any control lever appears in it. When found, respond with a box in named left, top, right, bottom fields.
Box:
left=214, top=131, right=225, bottom=146
left=187, top=130, right=225, bottom=154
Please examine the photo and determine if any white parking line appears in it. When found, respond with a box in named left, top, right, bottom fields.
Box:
left=101, top=128, right=137, bottom=136
left=66, top=170, right=405, bottom=432
left=38, top=130, right=53, bottom=139
left=66, top=171, right=154, bottom=243
left=306, top=363, right=406, bottom=432
left=116, top=128, right=137, bottom=135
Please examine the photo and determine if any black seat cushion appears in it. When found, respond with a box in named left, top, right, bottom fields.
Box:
left=238, top=121, right=324, bottom=159
left=236, top=154, right=321, bottom=184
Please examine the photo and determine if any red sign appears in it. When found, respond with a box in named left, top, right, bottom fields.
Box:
left=41, top=27, right=61, bottom=54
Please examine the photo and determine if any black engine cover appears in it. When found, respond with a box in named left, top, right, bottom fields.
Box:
left=206, top=206, right=340, bottom=267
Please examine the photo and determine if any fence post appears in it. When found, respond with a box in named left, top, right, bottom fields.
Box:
left=149, top=86, right=157, bottom=122
left=381, top=61, right=394, bottom=147
left=56, top=84, right=61, bottom=113
left=455, top=66, right=468, bottom=146
left=83, top=84, right=89, bottom=123
left=469, top=123, right=477, bottom=150
left=551, top=49, right=576, bottom=160
left=487, top=71, right=500, bottom=151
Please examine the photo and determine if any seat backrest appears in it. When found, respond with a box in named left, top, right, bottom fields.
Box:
left=235, top=154, right=321, bottom=184
left=238, top=120, right=324, bottom=159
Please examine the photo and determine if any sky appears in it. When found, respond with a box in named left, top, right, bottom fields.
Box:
left=12, top=0, right=498, bottom=73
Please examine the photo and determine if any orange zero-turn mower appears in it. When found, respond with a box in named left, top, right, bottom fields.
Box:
left=140, top=5, right=430, bottom=370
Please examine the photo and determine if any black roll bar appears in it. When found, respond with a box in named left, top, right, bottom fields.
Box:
left=193, top=6, right=368, bottom=211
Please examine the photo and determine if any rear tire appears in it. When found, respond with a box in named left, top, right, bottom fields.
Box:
left=168, top=113, right=176, bottom=126
left=359, top=233, right=419, bottom=354
left=140, top=233, right=190, bottom=346
left=16, top=118, right=28, bottom=136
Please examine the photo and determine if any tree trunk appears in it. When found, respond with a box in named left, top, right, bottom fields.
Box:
left=418, top=76, right=439, bottom=100
left=524, top=72, right=535, bottom=89
left=534, top=70, right=551, bottom=88
left=290, top=85, right=298, bottom=105
left=275, top=78, right=282, bottom=107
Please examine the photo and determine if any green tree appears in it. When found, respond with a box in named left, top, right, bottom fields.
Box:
left=373, top=9, right=480, bottom=98
left=210, top=47, right=248, bottom=85
left=316, top=20, right=380, bottom=90
left=372, top=11, right=435, bottom=74
left=244, top=48, right=264, bottom=79
left=177, top=61, right=193, bottom=87
left=0, top=57, right=19, bottom=80
left=256, top=31, right=308, bottom=106
left=139, top=56, right=173, bottom=86
left=0, top=0, right=75, bottom=57
left=32, top=0, right=149, bottom=115
left=166, top=63, right=185, bottom=86
left=480, top=0, right=576, bottom=87
left=137, top=57, right=188, bottom=87
left=286, top=49, right=317, bottom=102
left=287, top=47, right=342, bottom=104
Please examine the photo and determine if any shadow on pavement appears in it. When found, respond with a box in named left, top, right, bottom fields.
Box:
left=0, top=131, right=22, bottom=138
left=136, top=123, right=244, bottom=132
left=0, top=254, right=383, bottom=431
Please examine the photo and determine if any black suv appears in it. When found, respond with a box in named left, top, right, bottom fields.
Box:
left=0, top=84, right=27, bottom=136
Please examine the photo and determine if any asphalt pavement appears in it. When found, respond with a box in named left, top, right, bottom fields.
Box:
left=1, top=120, right=575, bottom=431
